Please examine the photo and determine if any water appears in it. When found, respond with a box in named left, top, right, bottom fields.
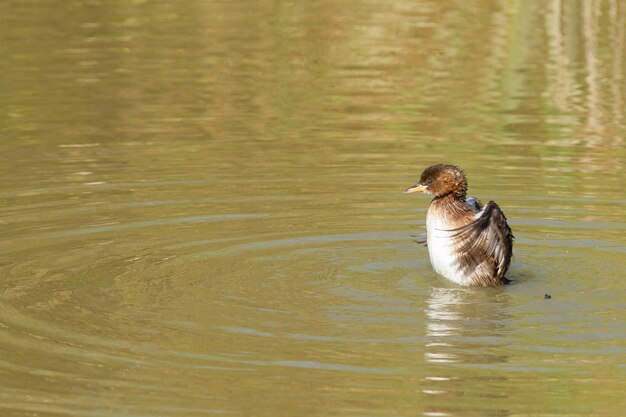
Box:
left=1, top=1, right=626, bottom=416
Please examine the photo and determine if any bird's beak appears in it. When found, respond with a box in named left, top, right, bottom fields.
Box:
left=404, top=183, right=428, bottom=193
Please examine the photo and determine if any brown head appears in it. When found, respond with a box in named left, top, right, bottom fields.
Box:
left=404, top=164, right=468, bottom=198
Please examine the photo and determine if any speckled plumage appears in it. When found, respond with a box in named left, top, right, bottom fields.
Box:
left=405, top=164, right=514, bottom=286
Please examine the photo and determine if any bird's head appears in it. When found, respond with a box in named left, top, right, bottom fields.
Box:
left=404, top=164, right=468, bottom=198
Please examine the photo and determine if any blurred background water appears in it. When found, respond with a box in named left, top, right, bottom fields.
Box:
left=1, top=1, right=625, bottom=416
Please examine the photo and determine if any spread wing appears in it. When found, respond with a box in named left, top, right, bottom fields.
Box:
left=448, top=201, right=514, bottom=279
left=411, top=232, right=428, bottom=246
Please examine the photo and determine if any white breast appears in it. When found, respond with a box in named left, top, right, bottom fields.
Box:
left=426, top=212, right=471, bottom=285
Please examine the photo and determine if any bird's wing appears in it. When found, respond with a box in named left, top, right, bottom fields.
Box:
left=447, top=201, right=514, bottom=278
left=411, top=231, right=428, bottom=246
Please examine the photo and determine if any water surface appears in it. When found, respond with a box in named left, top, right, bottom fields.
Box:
left=1, top=1, right=626, bottom=416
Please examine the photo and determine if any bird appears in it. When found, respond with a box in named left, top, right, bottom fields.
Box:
left=405, top=164, right=514, bottom=286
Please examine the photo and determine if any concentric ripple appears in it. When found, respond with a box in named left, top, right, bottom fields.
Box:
left=2, top=186, right=626, bottom=416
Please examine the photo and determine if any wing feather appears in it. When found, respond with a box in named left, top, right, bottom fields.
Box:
left=447, top=201, right=514, bottom=279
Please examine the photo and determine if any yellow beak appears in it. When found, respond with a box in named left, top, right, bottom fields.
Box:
left=404, top=184, right=428, bottom=193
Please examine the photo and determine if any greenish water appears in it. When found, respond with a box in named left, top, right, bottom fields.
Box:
left=1, top=1, right=626, bottom=416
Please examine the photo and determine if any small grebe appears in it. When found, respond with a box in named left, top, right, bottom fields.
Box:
left=405, top=164, right=514, bottom=286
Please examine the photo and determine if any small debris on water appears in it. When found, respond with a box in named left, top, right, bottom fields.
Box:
left=544, top=294, right=552, bottom=299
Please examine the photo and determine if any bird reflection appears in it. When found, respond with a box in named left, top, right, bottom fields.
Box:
left=422, top=287, right=511, bottom=416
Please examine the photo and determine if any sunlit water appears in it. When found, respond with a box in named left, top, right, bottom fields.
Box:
left=1, top=1, right=626, bottom=416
